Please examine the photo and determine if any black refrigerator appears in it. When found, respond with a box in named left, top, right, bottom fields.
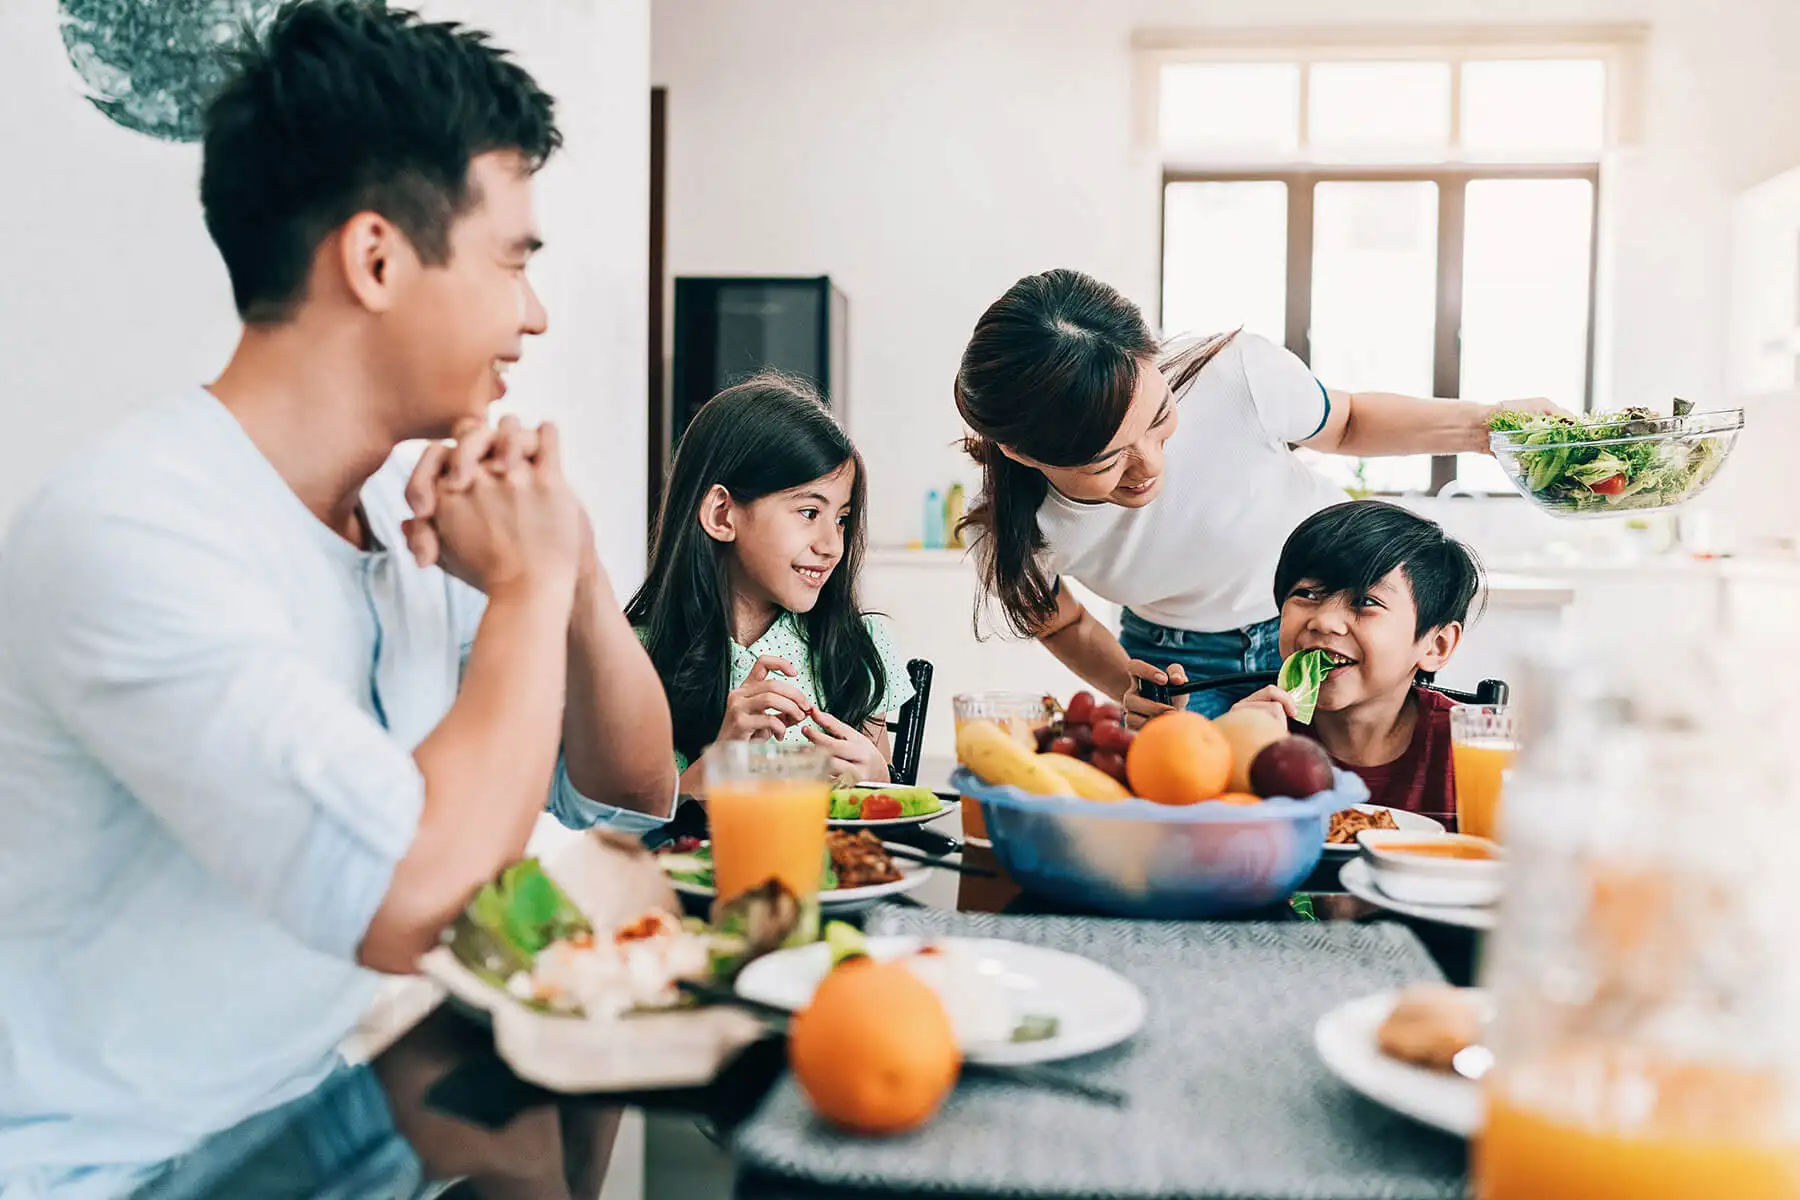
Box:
left=669, top=276, right=848, bottom=450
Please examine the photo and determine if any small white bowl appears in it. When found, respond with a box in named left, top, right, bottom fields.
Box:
left=1357, top=831, right=1505, bottom=909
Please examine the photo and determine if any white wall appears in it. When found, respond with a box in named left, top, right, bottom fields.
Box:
left=0, top=0, right=652, bottom=584
left=652, top=0, right=1800, bottom=553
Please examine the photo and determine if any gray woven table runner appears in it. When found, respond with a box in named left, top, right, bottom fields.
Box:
left=730, top=906, right=1468, bottom=1199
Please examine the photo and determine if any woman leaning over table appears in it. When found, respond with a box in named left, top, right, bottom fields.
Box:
left=953, top=268, right=1558, bottom=721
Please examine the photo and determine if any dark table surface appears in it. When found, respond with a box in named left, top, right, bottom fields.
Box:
left=128, top=841, right=1479, bottom=1200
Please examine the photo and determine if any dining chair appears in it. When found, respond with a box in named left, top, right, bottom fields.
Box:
left=884, top=659, right=935, bottom=786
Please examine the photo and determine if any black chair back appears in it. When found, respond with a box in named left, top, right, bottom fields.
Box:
left=885, top=659, right=934, bottom=786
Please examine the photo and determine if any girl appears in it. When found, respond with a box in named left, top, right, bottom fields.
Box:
left=628, top=373, right=912, bottom=790
left=954, top=268, right=1556, bottom=720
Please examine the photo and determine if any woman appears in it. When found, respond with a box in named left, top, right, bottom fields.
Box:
left=955, top=268, right=1549, bottom=721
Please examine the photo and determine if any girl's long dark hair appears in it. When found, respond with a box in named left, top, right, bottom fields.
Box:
left=954, top=268, right=1236, bottom=637
left=627, top=372, right=885, bottom=765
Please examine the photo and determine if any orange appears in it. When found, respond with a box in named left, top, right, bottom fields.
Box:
left=1126, top=711, right=1232, bottom=805
left=788, top=959, right=961, bottom=1135
left=1213, top=791, right=1263, bottom=806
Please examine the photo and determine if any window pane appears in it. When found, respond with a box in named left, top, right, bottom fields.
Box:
left=1159, top=63, right=1301, bottom=154
left=1161, top=181, right=1287, bottom=344
left=1461, top=60, right=1606, bottom=156
left=1309, top=181, right=1438, bottom=493
left=1457, top=177, right=1595, bottom=490
left=1308, top=61, right=1451, bottom=157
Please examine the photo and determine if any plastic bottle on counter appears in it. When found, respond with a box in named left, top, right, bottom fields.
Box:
left=923, top=489, right=944, bottom=549
left=944, top=483, right=966, bottom=550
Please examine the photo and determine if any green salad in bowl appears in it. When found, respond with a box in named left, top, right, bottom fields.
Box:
left=1487, top=400, right=1743, bottom=517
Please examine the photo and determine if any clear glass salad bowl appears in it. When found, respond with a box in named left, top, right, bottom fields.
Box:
left=1488, top=407, right=1743, bottom=518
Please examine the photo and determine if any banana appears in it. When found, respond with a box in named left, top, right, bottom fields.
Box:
left=1038, top=753, right=1131, bottom=802
left=955, top=720, right=1068, bottom=795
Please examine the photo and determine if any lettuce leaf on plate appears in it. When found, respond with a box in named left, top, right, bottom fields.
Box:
left=828, top=786, right=941, bottom=820
left=448, top=858, right=591, bottom=988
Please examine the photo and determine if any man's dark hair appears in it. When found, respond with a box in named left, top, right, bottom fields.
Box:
left=1274, top=500, right=1484, bottom=638
left=200, top=1, right=560, bottom=322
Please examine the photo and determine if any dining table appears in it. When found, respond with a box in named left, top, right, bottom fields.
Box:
left=127, top=792, right=1481, bottom=1200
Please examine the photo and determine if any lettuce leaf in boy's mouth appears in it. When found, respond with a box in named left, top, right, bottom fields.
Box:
left=1278, top=648, right=1349, bottom=725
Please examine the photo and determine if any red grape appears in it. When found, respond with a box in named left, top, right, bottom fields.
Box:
left=1069, top=724, right=1096, bottom=755
left=1091, top=720, right=1133, bottom=752
left=1090, top=750, right=1128, bottom=783
left=1065, top=691, right=1097, bottom=725
left=1033, top=726, right=1056, bottom=753
left=1092, top=701, right=1125, bottom=725
left=1049, top=736, right=1080, bottom=757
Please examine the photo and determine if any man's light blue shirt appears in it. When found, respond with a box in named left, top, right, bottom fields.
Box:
left=0, top=391, right=667, bottom=1195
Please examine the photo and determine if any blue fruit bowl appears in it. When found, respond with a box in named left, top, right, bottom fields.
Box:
left=951, top=767, right=1368, bottom=919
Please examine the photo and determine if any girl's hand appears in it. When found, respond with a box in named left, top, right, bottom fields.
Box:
left=1122, top=661, right=1188, bottom=730
left=719, top=656, right=812, bottom=743
left=801, top=709, right=890, bottom=783
left=1233, top=685, right=1297, bottom=725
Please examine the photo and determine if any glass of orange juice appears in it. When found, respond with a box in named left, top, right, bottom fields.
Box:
left=1475, top=640, right=1800, bottom=1200
left=702, top=741, right=832, bottom=938
left=1450, top=704, right=1517, bottom=840
left=952, top=692, right=1046, bottom=846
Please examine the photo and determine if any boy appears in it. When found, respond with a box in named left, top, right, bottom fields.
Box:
left=1234, top=501, right=1483, bottom=822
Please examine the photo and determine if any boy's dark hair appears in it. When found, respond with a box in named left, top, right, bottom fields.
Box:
left=1274, top=501, right=1484, bottom=638
left=201, top=1, right=560, bottom=322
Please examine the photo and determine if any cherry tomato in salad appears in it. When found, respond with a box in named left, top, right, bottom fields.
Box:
left=1588, top=473, right=1627, bottom=495
left=858, top=792, right=903, bottom=821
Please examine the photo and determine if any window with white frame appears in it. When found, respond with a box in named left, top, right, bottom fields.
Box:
left=1149, top=36, right=1637, bottom=494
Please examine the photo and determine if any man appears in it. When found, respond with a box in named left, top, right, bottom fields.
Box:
left=0, top=3, right=675, bottom=1191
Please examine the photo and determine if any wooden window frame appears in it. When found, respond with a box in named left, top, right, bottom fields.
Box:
left=1160, top=163, right=1600, bottom=494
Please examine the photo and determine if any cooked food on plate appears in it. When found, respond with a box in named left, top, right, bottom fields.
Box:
left=1328, top=806, right=1401, bottom=845
left=1376, top=984, right=1483, bottom=1073
left=447, top=857, right=710, bottom=1018
left=828, top=829, right=904, bottom=888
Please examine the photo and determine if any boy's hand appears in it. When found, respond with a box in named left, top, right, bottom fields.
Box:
left=1123, top=660, right=1187, bottom=730
left=1233, top=685, right=1298, bottom=726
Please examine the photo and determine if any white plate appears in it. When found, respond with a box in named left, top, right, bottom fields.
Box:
left=666, top=843, right=934, bottom=915
left=828, top=785, right=961, bottom=829
left=1314, top=988, right=1488, bottom=1137
left=1322, top=806, right=1445, bottom=856
left=735, top=935, right=1147, bottom=1066
left=1339, top=857, right=1497, bottom=931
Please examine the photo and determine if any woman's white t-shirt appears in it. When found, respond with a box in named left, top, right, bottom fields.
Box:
left=1036, top=332, right=1349, bottom=634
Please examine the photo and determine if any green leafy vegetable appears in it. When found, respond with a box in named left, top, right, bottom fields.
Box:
left=828, top=786, right=942, bottom=820
left=1278, top=649, right=1341, bottom=725
left=447, top=858, right=591, bottom=989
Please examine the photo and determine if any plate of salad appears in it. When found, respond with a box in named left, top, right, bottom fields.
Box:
left=419, top=833, right=769, bottom=1092
left=1487, top=400, right=1743, bottom=517
left=828, top=783, right=958, bottom=828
